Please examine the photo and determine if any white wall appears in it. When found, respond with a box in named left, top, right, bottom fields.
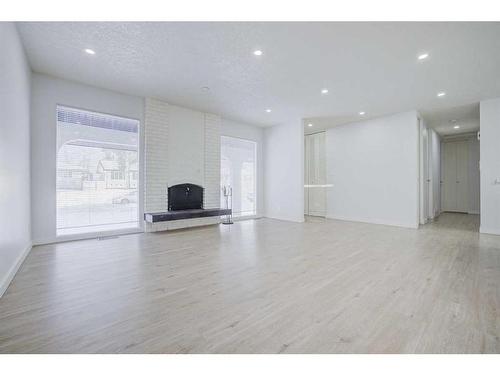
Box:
left=31, top=73, right=144, bottom=244
left=168, top=104, right=205, bottom=186
left=221, top=118, right=264, bottom=216
left=264, top=120, right=304, bottom=222
left=480, top=98, right=500, bottom=234
left=0, top=23, right=32, bottom=296
left=326, top=111, right=419, bottom=228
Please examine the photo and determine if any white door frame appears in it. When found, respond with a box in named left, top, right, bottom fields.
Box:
left=419, top=117, right=431, bottom=225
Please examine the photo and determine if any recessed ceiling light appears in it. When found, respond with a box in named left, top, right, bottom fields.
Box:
left=201, top=86, right=210, bottom=92
left=359, top=111, right=366, bottom=115
left=84, top=48, right=95, bottom=55
left=265, top=109, right=272, bottom=113
left=321, top=89, right=329, bottom=94
left=453, top=125, right=460, bottom=129
left=437, top=92, right=446, bottom=97
left=253, top=50, right=263, bottom=56
left=308, top=123, right=313, bottom=127
left=418, top=53, right=429, bottom=60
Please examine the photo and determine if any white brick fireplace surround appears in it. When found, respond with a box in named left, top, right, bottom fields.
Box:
left=144, top=98, right=222, bottom=232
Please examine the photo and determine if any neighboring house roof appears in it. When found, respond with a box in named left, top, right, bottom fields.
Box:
left=98, top=160, right=138, bottom=171
left=98, top=160, right=120, bottom=171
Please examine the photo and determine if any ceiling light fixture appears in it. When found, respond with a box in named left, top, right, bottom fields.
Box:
left=265, top=109, right=272, bottom=113
left=201, top=86, right=210, bottom=92
left=253, top=50, right=263, bottom=56
left=359, top=111, right=366, bottom=115
left=418, top=53, right=429, bottom=60
left=321, top=89, right=329, bottom=94
left=437, top=92, right=446, bottom=97
left=308, top=123, right=313, bottom=127
left=454, top=125, right=460, bottom=129
left=84, top=48, right=96, bottom=55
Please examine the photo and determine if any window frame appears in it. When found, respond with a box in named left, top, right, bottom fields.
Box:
left=55, top=104, right=144, bottom=240
left=220, top=135, right=258, bottom=218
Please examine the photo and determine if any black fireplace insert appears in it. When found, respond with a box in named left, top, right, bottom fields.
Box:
left=168, top=183, right=203, bottom=211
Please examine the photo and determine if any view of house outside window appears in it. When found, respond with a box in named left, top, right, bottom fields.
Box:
left=56, top=106, right=140, bottom=236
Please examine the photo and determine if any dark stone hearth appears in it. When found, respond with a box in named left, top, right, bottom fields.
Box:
left=144, top=208, right=231, bottom=223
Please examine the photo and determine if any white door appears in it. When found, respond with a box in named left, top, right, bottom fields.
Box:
left=442, top=141, right=469, bottom=212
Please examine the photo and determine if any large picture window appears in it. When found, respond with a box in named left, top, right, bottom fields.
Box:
left=56, top=106, right=140, bottom=236
left=220, top=136, right=257, bottom=217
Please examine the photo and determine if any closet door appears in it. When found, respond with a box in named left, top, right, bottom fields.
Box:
left=304, top=132, right=326, bottom=217
left=442, top=141, right=469, bottom=213
left=308, top=132, right=326, bottom=216
left=455, top=141, right=469, bottom=212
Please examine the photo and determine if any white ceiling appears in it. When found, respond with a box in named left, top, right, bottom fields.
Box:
left=17, top=22, right=500, bottom=127
left=304, top=103, right=480, bottom=135
left=421, top=102, right=479, bottom=136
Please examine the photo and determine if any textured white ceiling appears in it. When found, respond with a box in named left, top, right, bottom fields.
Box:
left=17, top=22, right=500, bottom=127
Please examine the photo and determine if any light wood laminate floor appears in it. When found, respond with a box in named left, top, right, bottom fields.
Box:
left=1, top=213, right=499, bottom=353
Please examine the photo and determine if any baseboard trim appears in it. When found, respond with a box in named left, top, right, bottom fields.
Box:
left=33, top=227, right=143, bottom=246
left=264, top=214, right=305, bottom=223
left=326, top=214, right=419, bottom=229
left=480, top=227, right=500, bottom=236
left=232, top=215, right=263, bottom=222
left=468, top=211, right=480, bottom=215
left=0, top=241, right=32, bottom=298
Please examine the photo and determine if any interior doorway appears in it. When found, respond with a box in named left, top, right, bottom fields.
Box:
left=441, top=134, right=480, bottom=215
left=420, top=103, right=480, bottom=229
left=419, top=117, right=440, bottom=225
left=419, top=120, right=431, bottom=224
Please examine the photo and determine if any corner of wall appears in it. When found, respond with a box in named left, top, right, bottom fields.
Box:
left=0, top=22, right=33, bottom=297
left=0, top=241, right=32, bottom=298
